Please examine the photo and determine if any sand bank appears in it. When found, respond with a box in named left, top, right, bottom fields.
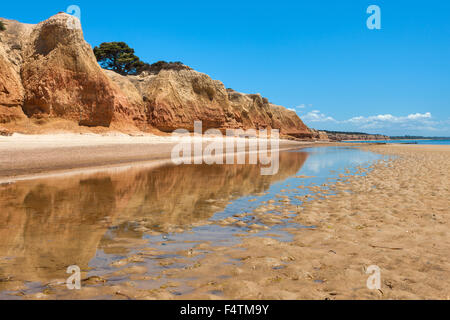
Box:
left=0, top=133, right=331, bottom=182
left=167, top=144, right=448, bottom=300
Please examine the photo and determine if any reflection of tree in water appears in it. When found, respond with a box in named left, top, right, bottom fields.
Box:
left=0, top=150, right=307, bottom=288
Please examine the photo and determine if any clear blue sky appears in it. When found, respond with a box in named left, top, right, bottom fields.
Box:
left=2, top=0, right=450, bottom=136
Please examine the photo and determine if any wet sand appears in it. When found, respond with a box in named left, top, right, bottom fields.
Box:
left=0, top=134, right=329, bottom=182
left=12, top=144, right=448, bottom=300
left=169, top=144, right=448, bottom=300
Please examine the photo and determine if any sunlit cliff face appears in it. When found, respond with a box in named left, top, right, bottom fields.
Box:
left=0, top=150, right=308, bottom=290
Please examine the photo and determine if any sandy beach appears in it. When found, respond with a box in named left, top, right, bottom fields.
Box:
left=7, top=143, right=447, bottom=300
left=0, top=133, right=326, bottom=182
left=134, top=144, right=449, bottom=300
left=167, top=144, right=448, bottom=300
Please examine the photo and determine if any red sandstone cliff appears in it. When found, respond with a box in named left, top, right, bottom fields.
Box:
left=0, top=18, right=30, bottom=124
left=0, top=13, right=313, bottom=139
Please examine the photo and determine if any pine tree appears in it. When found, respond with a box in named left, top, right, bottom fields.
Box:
left=93, top=42, right=144, bottom=75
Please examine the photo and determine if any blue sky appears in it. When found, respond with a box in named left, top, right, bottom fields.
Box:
left=2, top=0, right=450, bottom=136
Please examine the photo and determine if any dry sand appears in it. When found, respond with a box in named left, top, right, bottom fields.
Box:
left=0, top=133, right=325, bottom=182
left=18, top=144, right=449, bottom=300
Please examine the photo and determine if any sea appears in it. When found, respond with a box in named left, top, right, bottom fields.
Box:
left=344, top=139, right=450, bottom=145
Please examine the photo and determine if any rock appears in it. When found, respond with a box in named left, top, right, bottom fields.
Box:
left=116, top=70, right=313, bottom=138
left=310, top=129, right=329, bottom=141
left=0, top=47, right=23, bottom=108
left=128, top=69, right=233, bottom=132
left=0, top=18, right=29, bottom=123
left=267, top=103, right=312, bottom=138
left=0, top=128, right=12, bottom=136
left=103, top=70, right=148, bottom=130
left=20, top=13, right=134, bottom=127
left=227, top=89, right=312, bottom=138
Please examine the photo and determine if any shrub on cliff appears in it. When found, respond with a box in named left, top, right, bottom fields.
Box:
left=136, top=61, right=191, bottom=74
left=93, top=42, right=145, bottom=75
left=93, top=41, right=190, bottom=75
left=0, top=21, right=6, bottom=32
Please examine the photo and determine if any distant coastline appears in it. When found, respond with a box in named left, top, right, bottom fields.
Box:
left=315, top=130, right=450, bottom=142
left=389, top=136, right=450, bottom=140
left=342, top=139, right=450, bottom=146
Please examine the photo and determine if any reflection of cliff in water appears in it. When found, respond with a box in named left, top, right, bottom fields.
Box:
left=0, top=151, right=307, bottom=289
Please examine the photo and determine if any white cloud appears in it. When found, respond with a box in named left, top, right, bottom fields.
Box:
left=289, top=104, right=307, bottom=112
left=300, top=110, right=445, bottom=134
left=301, top=110, right=336, bottom=122
left=407, top=112, right=432, bottom=120
left=347, top=112, right=432, bottom=124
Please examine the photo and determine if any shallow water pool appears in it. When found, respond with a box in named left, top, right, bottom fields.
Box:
left=0, top=146, right=385, bottom=298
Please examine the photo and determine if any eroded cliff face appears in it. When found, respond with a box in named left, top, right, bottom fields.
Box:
left=310, top=129, right=329, bottom=141
left=103, top=70, right=147, bottom=130
left=226, top=89, right=312, bottom=138
left=0, top=18, right=31, bottom=124
left=0, top=14, right=146, bottom=130
left=127, top=69, right=234, bottom=132
left=0, top=47, right=25, bottom=123
left=0, top=13, right=312, bottom=138
left=20, top=13, right=137, bottom=127
left=119, top=70, right=313, bottom=138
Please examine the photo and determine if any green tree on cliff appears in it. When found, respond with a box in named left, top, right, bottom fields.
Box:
left=93, top=42, right=144, bottom=75
left=0, top=21, right=6, bottom=32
